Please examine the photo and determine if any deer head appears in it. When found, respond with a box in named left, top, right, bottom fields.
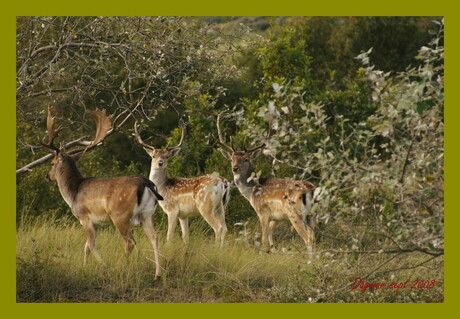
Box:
left=134, top=120, right=187, bottom=171
left=41, top=107, right=113, bottom=181
left=216, top=112, right=268, bottom=179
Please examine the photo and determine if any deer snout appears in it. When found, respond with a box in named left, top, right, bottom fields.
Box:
left=158, top=161, right=164, bottom=167
left=232, top=166, right=239, bottom=172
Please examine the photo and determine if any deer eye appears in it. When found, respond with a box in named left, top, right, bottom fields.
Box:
left=244, top=159, right=249, bottom=162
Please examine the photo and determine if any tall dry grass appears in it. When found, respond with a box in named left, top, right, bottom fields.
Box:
left=16, top=212, right=444, bottom=303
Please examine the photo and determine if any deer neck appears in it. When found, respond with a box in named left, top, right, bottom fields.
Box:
left=149, top=168, right=168, bottom=192
left=233, top=167, right=258, bottom=201
left=55, top=158, right=84, bottom=208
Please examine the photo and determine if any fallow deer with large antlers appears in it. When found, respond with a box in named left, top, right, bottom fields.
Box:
left=217, top=112, right=317, bottom=253
left=134, top=121, right=230, bottom=245
left=41, top=108, right=163, bottom=278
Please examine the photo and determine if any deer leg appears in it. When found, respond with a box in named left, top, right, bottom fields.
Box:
left=259, top=215, right=271, bottom=253
left=305, top=214, right=316, bottom=247
left=166, top=212, right=179, bottom=243
left=112, top=217, right=136, bottom=254
left=82, top=221, right=103, bottom=265
left=141, top=214, right=161, bottom=279
left=84, top=241, right=91, bottom=265
left=201, top=209, right=227, bottom=246
left=268, top=220, right=277, bottom=250
left=287, top=213, right=314, bottom=253
left=217, top=186, right=229, bottom=246
left=210, top=208, right=227, bottom=246
left=206, top=215, right=223, bottom=244
left=179, top=217, right=190, bottom=244
left=217, top=213, right=227, bottom=246
left=197, top=200, right=227, bottom=246
left=307, top=213, right=317, bottom=230
left=212, top=202, right=228, bottom=246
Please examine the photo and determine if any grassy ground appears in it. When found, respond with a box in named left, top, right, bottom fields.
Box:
left=16, top=214, right=444, bottom=303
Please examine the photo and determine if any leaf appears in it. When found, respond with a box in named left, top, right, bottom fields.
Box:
left=313, top=187, right=324, bottom=201
left=205, top=185, right=216, bottom=192
left=416, top=99, right=435, bottom=114
left=268, top=101, right=276, bottom=114
left=272, top=83, right=282, bottom=93
left=210, top=171, right=220, bottom=179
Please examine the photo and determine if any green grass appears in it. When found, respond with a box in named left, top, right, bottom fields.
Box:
left=16, top=214, right=444, bottom=303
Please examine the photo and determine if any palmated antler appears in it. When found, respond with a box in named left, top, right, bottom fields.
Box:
left=134, top=121, right=155, bottom=151
left=86, top=109, right=113, bottom=149
left=216, top=112, right=235, bottom=153
left=40, top=107, right=63, bottom=153
left=67, top=109, right=113, bottom=156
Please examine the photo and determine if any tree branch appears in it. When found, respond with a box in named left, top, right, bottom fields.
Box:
left=315, top=247, right=444, bottom=257
left=16, top=137, right=90, bottom=175
left=17, top=41, right=131, bottom=95
left=16, top=108, right=135, bottom=175
left=399, top=138, right=415, bottom=183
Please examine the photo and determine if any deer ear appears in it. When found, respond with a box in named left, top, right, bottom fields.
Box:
left=249, top=148, right=262, bottom=159
left=143, top=147, right=153, bottom=155
left=168, top=148, right=181, bottom=158
left=219, top=149, right=232, bottom=160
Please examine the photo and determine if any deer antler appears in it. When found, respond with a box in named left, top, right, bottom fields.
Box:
left=216, top=112, right=235, bottom=153
left=40, top=107, right=62, bottom=153
left=246, top=117, right=274, bottom=153
left=134, top=121, right=155, bottom=151
left=217, top=111, right=272, bottom=154
left=85, top=109, right=113, bottom=151
left=168, top=119, right=187, bottom=151
left=68, top=109, right=113, bottom=155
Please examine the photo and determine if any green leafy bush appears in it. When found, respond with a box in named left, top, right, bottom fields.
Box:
left=237, top=20, right=444, bottom=255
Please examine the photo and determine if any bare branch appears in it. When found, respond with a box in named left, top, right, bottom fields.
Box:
left=17, top=108, right=134, bottom=175
left=315, top=247, right=444, bottom=257
left=16, top=137, right=91, bottom=175
left=17, top=41, right=132, bottom=95
left=399, top=138, right=415, bottom=183
left=375, top=255, right=441, bottom=277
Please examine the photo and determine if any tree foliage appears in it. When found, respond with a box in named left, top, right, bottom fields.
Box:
left=237, top=19, right=444, bottom=255
left=16, top=16, right=245, bottom=219
left=17, top=16, right=444, bottom=260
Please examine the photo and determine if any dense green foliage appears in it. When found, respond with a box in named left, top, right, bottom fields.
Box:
left=230, top=18, right=444, bottom=256
left=16, top=17, right=443, bottom=302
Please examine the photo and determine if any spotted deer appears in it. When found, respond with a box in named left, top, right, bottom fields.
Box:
left=40, top=108, right=163, bottom=278
left=216, top=112, right=316, bottom=253
left=134, top=121, right=230, bottom=245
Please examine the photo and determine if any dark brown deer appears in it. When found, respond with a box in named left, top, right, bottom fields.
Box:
left=134, top=121, right=230, bottom=245
left=41, top=108, right=163, bottom=278
left=216, top=112, right=316, bottom=253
